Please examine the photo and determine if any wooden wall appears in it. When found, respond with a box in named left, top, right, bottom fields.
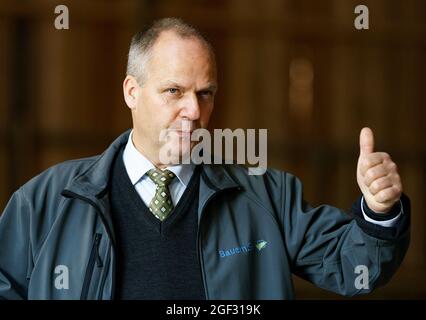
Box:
left=0, top=0, right=425, bottom=298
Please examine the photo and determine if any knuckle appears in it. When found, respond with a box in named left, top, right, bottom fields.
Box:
left=377, top=188, right=390, bottom=202
left=377, top=165, right=386, bottom=175
left=388, top=162, right=397, bottom=171
left=389, top=186, right=400, bottom=198
left=390, top=189, right=399, bottom=199
left=382, top=189, right=392, bottom=201
left=365, top=170, right=374, bottom=182
left=394, top=185, right=403, bottom=195
left=375, top=192, right=384, bottom=203
left=370, top=180, right=380, bottom=193
left=390, top=172, right=400, bottom=181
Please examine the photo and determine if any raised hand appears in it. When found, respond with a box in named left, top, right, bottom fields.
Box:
left=356, top=127, right=402, bottom=213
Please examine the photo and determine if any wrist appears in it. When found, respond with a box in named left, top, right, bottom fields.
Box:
left=362, top=196, right=401, bottom=221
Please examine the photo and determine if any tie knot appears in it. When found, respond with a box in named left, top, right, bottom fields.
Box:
left=146, top=168, right=176, bottom=186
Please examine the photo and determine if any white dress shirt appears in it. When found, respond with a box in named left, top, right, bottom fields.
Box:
left=122, top=131, right=195, bottom=208
left=361, top=196, right=402, bottom=227
left=122, top=131, right=401, bottom=227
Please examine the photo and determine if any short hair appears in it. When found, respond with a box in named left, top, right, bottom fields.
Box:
left=126, top=17, right=215, bottom=84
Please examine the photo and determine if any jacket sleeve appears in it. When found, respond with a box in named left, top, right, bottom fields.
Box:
left=0, top=189, right=32, bottom=299
left=280, top=173, right=410, bottom=297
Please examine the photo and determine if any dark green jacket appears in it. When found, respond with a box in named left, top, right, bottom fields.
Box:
left=0, top=130, right=410, bottom=299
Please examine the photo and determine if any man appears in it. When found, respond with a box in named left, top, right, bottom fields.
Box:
left=0, top=18, right=409, bottom=300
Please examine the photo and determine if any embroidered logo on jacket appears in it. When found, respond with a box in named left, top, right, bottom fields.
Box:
left=255, top=240, right=268, bottom=251
left=218, top=240, right=268, bottom=258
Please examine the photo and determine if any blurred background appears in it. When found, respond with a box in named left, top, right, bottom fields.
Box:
left=0, top=0, right=425, bottom=299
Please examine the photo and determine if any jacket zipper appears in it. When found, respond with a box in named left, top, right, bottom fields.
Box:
left=197, top=187, right=239, bottom=300
left=61, top=190, right=116, bottom=299
left=97, top=245, right=111, bottom=300
left=80, top=233, right=103, bottom=300
left=196, top=228, right=208, bottom=299
left=95, top=234, right=103, bottom=268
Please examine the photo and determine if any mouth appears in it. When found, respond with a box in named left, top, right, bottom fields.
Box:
left=174, top=130, right=193, bottom=138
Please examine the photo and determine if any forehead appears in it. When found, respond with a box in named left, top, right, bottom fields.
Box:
left=146, top=31, right=216, bottom=84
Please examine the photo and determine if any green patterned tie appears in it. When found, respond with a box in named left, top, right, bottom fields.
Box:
left=146, top=168, right=176, bottom=221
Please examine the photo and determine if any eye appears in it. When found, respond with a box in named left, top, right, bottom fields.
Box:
left=166, top=88, right=179, bottom=94
left=198, top=90, right=213, bottom=98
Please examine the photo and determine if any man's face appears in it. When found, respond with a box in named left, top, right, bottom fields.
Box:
left=127, top=31, right=217, bottom=166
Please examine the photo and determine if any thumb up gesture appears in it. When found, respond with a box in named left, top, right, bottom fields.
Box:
left=357, top=127, right=402, bottom=213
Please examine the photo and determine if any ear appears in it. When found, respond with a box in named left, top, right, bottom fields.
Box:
left=123, top=75, right=140, bottom=110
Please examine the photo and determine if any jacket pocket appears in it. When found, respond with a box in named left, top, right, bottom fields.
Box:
left=80, top=233, right=103, bottom=300
left=96, top=244, right=111, bottom=300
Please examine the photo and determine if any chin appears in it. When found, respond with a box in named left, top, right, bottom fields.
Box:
left=159, top=137, right=193, bottom=165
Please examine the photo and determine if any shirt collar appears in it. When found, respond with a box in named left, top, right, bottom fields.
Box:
left=122, top=130, right=194, bottom=187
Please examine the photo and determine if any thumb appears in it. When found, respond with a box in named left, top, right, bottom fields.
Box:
left=359, top=127, right=374, bottom=156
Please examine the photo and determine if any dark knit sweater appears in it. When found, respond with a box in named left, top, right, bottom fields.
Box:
left=109, top=147, right=205, bottom=300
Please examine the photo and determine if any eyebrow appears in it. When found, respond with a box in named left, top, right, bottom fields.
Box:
left=160, top=80, right=184, bottom=88
left=198, top=84, right=218, bottom=93
left=160, top=80, right=217, bottom=92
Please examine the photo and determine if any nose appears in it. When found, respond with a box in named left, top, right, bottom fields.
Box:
left=181, top=93, right=200, bottom=120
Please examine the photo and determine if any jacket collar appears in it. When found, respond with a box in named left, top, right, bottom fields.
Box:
left=197, top=164, right=241, bottom=222
left=64, top=130, right=132, bottom=198
left=64, top=130, right=241, bottom=200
